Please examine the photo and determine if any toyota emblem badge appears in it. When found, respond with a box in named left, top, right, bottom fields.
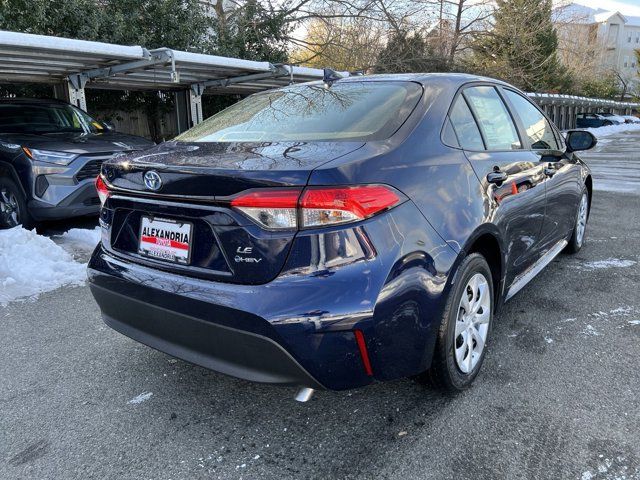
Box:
left=143, top=170, right=162, bottom=191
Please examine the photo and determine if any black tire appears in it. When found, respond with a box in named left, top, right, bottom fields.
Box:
left=0, top=177, right=33, bottom=229
left=420, top=253, right=494, bottom=392
left=565, top=188, right=589, bottom=254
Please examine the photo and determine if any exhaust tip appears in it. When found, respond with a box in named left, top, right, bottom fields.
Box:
left=294, top=387, right=315, bottom=402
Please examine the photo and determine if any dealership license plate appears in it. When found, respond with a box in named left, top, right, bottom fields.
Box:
left=138, top=216, right=192, bottom=265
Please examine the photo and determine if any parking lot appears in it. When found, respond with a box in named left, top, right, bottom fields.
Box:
left=2, top=130, right=640, bottom=480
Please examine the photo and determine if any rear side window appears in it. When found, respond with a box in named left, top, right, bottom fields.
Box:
left=463, top=86, right=521, bottom=150
left=503, top=90, right=560, bottom=150
left=449, top=97, right=484, bottom=150
left=176, top=81, right=424, bottom=142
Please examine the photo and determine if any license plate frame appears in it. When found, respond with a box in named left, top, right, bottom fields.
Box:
left=138, top=216, right=193, bottom=265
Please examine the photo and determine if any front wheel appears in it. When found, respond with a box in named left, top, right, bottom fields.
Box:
left=565, top=189, right=589, bottom=254
left=0, top=177, right=32, bottom=229
left=422, top=253, right=494, bottom=391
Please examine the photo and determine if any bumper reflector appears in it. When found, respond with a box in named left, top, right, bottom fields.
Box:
left=354, top=329, right=373, bottom=376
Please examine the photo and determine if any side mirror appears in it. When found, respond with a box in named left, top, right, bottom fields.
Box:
left=566, top=130, right=597, bottom=152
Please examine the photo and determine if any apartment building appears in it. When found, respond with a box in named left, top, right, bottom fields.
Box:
left=555, top=3, right=640, bottom=95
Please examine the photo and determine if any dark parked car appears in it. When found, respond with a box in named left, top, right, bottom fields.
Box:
left=575, top=112, right=622, bottom=128
left=0, top=98, right=154, bottom=228
left=88, top=74, right=596, bottom=399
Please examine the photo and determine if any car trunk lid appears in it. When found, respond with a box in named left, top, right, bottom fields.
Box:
left=102, top=140, right=364, bottom=284
left=103, top=140, right=364, bottom=197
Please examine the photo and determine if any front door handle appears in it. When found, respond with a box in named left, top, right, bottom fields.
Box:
left=487, top=168, right=508, bottom=184
left=544, top=163, right=557, bottom=177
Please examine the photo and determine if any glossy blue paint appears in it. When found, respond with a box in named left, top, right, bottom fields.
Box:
left=88, top=73, right=593, bottom=391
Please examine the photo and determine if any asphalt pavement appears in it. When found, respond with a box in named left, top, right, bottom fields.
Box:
left=2, top=131, right=640, bottom=480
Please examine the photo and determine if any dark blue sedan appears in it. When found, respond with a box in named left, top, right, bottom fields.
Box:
left=88, top=74, right=596, bottom=399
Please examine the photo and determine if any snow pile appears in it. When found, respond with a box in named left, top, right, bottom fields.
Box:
left=0, top=227, right=87, bottom=307
left=581, top=122, right=640, bottom=140
left=55, top=227, right=101, bottom=255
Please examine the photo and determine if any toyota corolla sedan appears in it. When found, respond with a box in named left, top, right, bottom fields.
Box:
left=88, top=74, right=596, bottom=399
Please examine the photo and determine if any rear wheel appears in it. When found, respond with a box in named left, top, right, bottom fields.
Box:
left=422, top=253, right=494, bottom=391
left=0, top=177, right=32, bottom=229
left=565, top=189, right=589, bottom=254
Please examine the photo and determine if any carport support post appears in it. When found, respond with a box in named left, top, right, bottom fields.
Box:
left=189, top=83, right=205, bottom=127
left=67, top=74, right=88, bottom=112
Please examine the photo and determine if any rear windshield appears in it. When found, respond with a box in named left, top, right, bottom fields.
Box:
left=176, top=81, right=423, bottom=142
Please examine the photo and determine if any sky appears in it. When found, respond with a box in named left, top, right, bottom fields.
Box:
left=570, top=0, right=640, bottom=16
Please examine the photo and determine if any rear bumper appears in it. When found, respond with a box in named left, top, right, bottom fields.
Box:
left=87, top=201, right=458, bottom=391
left=91, top=282, right=324, bottom=388
left=88, top=247, right=376, bottom=390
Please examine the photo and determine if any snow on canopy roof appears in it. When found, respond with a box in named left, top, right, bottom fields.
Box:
left=0, top=30, right=340, bottom=94
left=0, top=30, right=145, bottom=85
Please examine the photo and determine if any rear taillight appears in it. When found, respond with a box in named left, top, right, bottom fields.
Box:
left=230, top=185, right=401, bottom=230
left=95, top=175, right=110, bottom=206
left=300, top=186, right=401, bottom=228
left=230, top=188, right=301, bottom=230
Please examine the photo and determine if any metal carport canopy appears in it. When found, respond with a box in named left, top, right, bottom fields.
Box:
left=0, top=30, right=341, bottom=124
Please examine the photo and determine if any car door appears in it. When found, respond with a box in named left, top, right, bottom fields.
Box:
left=449, top=84, right=547, bottom=287
left=501, top=88, right=582, bottom=253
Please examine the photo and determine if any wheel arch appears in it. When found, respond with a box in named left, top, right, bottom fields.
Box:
left=459, top=225, right=506, bottom=311
left=584, top=174, right=593, bottom=218
left=0, top=160, right=28, bottom=197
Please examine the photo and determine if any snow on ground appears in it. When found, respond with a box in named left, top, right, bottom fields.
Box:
left=577, top=258, right=637, bottom=270
left=0, top=227, right=96, bottom=307
left=128, top=392, right=153, bottom=405
left=580, top=122, right=640, bottom=141
left=53, top=227, right=101, bottom=259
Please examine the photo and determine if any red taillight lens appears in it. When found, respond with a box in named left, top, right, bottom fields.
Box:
left=230, top=188, right=302, bottom=230
left=300, top=185, right=401, bottom=228
left=230, top=185, right=401, bottom=230
left=95, top=175, right=110, bottom=206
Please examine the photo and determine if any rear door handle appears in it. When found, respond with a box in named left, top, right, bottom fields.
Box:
left=487, top=169, right=508, bottom=184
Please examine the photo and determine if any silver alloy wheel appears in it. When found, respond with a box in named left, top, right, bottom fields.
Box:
left=455, top=273, right=491, bottom=374
left=0, top=187, right=20, bottom=227
left=576, top=193, right=588, bottom=247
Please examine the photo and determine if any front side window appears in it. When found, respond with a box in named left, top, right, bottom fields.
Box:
left=0, top=103, right=103, bottom=134
left=463, top=86, right=521, bottom=150
left=176, top=82, right=424, bottom=143
left=503, top=90, right=560, bottom=150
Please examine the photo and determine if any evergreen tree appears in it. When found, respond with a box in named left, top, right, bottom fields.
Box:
left=471, top=0, right=571, bottom=92
left=213, top=0, right=289, bottom=63
left=375, top=31, right=448, bottom=73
